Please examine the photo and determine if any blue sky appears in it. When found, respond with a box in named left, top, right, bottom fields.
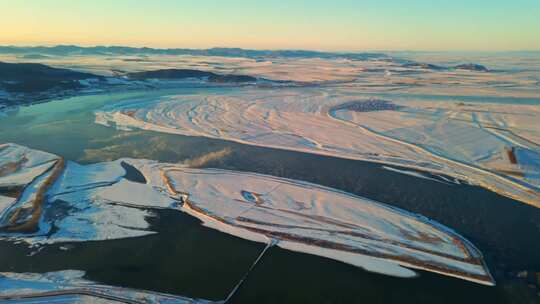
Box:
left=1, top=0, right=539, bottom=51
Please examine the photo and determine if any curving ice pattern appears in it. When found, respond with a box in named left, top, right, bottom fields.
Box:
left=94, top=90, right=540, bottom=208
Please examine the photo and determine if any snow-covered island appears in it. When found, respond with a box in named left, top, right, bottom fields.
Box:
left=0, top=143, right=494, bottom=286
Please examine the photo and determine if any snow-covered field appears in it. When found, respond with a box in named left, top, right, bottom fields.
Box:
left=2, top=50, right=540, bottom=297
left=0, top=270, right=212, bottom=303
left=0, top=144, right=61, bottom=230
left=2, top=51, right=539, bottom=97
left=94, top=90, right=540, bottom=208
left=0, top=144, right=494, bottom=285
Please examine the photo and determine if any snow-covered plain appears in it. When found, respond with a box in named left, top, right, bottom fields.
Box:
left=0, top=144, right=494, bottom=286
left=0, top=270, right=212, bottom=303
left=94, top=90, right=540, bottom=208
left=2, top=51, right=539, bottom=98
left=4, top=51, right=540, bottom=295
left=0, top=143, right=61, bottom=230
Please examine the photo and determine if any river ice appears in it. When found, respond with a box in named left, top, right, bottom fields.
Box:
left=95, top=90, right=540, bottom=208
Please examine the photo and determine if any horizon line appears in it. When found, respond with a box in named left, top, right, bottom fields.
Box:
left=1, top=44, right=539, bottom=54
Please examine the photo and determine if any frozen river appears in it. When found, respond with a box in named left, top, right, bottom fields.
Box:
left=1, top=86, right=539, bottom=303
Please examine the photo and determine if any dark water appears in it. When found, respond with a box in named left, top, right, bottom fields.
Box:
left=1, top=89, right=539, bottom=303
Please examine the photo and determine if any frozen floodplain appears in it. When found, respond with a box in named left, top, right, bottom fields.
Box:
left=0, top=270, right=213, bottom=303
left=0, top=144, right=494, bottom=286
left=95, top=90, right=540, bottom=208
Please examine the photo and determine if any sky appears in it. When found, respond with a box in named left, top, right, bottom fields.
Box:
left=1, top=0, right=539, bottom=51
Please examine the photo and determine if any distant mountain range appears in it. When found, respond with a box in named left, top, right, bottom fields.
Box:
left=0, top=45, right=495, bottom=72
left=0, top=45, right=388, bottom=61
